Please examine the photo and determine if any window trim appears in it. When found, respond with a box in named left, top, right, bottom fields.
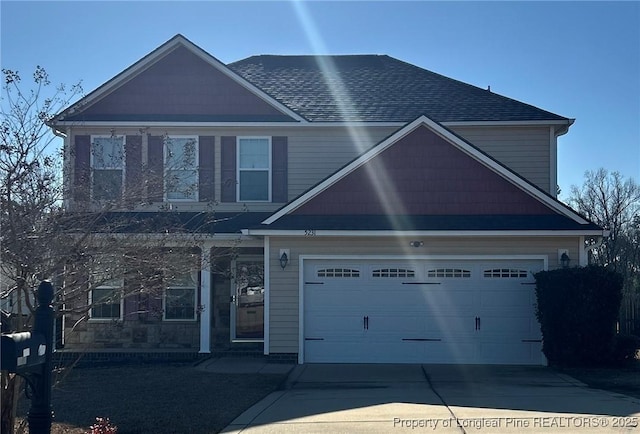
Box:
left=163, top=135, right=199, bottom=202
left=162, top=271, right=198, bottom=322
left=89, top=284, right=124, bottom=321
left=90, top=135, right=126, bottom=201
left=236, top=136, right=272, bottom=202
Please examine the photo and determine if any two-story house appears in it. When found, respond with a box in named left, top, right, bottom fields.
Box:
left=50, top=34, right=603, bottom=365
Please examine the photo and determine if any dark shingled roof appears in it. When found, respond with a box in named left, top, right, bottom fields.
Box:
left=229, top=55, right=569, bottom=123
left=258, top=214, right=602, bottom=232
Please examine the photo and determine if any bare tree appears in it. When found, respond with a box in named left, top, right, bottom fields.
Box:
left=568, top=169, right=640, bottom=272
left=568, top=169, right=640, bottom=335
left=0, top=68, right=231, bottom=433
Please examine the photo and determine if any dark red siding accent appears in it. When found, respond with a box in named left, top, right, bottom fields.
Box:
left=75, top=46, right=291, bottom=120
left=272, top=136, right=288, bottom=203
left=198, top=136, right=215, bottom=202
left=293, top=126, right=555, bottom=216
left=125, top=135, right=142, bottom=201
left=147, top=135, right=164, bottom=202
left=221, top=136, right=236, bottom=202
left=74, top=135, right=91, bottom=203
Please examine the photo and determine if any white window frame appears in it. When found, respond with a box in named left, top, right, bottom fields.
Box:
left=88, top=254, right=125, bottom=321
left=163, top=135, right=199, bottom=202
left=162, top=271, right=198, bottom=322
left=236, top=136, right=272, bottom=202
left=90, top=135, right=126, bottom=201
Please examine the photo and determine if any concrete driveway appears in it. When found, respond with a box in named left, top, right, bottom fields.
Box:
left=222, top=364, right=640, bottom=433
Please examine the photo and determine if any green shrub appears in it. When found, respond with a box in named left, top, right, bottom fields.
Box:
left=535, top=265, right=623, bottom=367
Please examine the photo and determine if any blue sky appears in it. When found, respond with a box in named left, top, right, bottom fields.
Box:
left=1, top=1, right=638, bottom=197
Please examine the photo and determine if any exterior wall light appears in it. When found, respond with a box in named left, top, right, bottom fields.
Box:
left=279, top=249, right=290, bottom=269
left=410, top=241, right=424, bottom=248
left=560, top=252, right=570, bottom=268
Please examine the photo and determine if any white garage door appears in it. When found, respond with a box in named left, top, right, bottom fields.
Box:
left=303, top=258, right=545, bottom=365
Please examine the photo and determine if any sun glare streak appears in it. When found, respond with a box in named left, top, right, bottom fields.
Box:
left=292, top=1, right=470, bottom=364
left=291, top=1, right=412, bottom=241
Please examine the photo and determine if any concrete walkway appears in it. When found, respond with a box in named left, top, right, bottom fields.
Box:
left=222, top=364, right=640, bottom=433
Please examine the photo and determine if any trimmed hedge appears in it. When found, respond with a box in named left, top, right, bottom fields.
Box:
left=535, top=265, right=623, bottom=367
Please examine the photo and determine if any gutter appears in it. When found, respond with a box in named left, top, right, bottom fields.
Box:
left=554, top=118, right=575, bottom=137
left=50, top=125, right=67, bottom=138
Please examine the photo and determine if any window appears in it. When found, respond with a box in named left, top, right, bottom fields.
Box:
left=427, top=268, right=471, bottom=278
left=372, top=268, right=415, bottom=278
left=165, top=136, right=198, bottom=200
left=90, top=288, right=122, bottom=320
left=317, top=268, right=360, bottom=278
left=91, top=136, right=124, bottom=201
left=89, top=255, right=123, bottom=320
left=483, top=268, right=529, bottom=278
left=164, top=272, right=197, bottom=321
left=238, top=137, right=270, bottom=201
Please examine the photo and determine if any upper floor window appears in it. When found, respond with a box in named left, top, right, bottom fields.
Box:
left=237, top=137, right=271, bottom=202
left=164, top=136, right=198, bottom=201
left=91, top=135, right=125, bottom=201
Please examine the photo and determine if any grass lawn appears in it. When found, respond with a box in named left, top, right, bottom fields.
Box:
left=16, top=363, right=287, bottom=434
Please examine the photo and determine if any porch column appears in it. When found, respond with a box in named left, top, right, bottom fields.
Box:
left=199, top=241, right=213, bottom=354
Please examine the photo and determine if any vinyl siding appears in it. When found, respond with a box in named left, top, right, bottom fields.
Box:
left=66, top=123, right=554, bottom=213
left=450, top=126, right=552, bottom=194
left=267, top=236, right=582, bottom=354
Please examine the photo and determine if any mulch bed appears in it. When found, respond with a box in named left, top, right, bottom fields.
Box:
left=16, top=363, right=287, bottom=434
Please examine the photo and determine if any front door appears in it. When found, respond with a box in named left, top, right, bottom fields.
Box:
left=231, top=260, right=264, bottom=341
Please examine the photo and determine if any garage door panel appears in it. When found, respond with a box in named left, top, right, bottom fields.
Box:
left=481, top=314, right=534, bottom=336
left=305, top=314, right=365, bottom=336
left=480, top=289, right=533, bottom=309
left=303, top=258, right=545, bottom=365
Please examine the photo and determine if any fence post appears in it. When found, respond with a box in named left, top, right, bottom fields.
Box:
left=27, top=280, right=55, bottom=434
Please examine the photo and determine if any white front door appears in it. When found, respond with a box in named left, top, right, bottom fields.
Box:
left=303, top=258, right=545, bottom=364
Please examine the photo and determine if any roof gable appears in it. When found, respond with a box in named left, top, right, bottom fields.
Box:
left=54, top=35, right=303, bottom=123
left=264, top=116, right=589, bottom=226
left=292, top=125, right=554, bottom=216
